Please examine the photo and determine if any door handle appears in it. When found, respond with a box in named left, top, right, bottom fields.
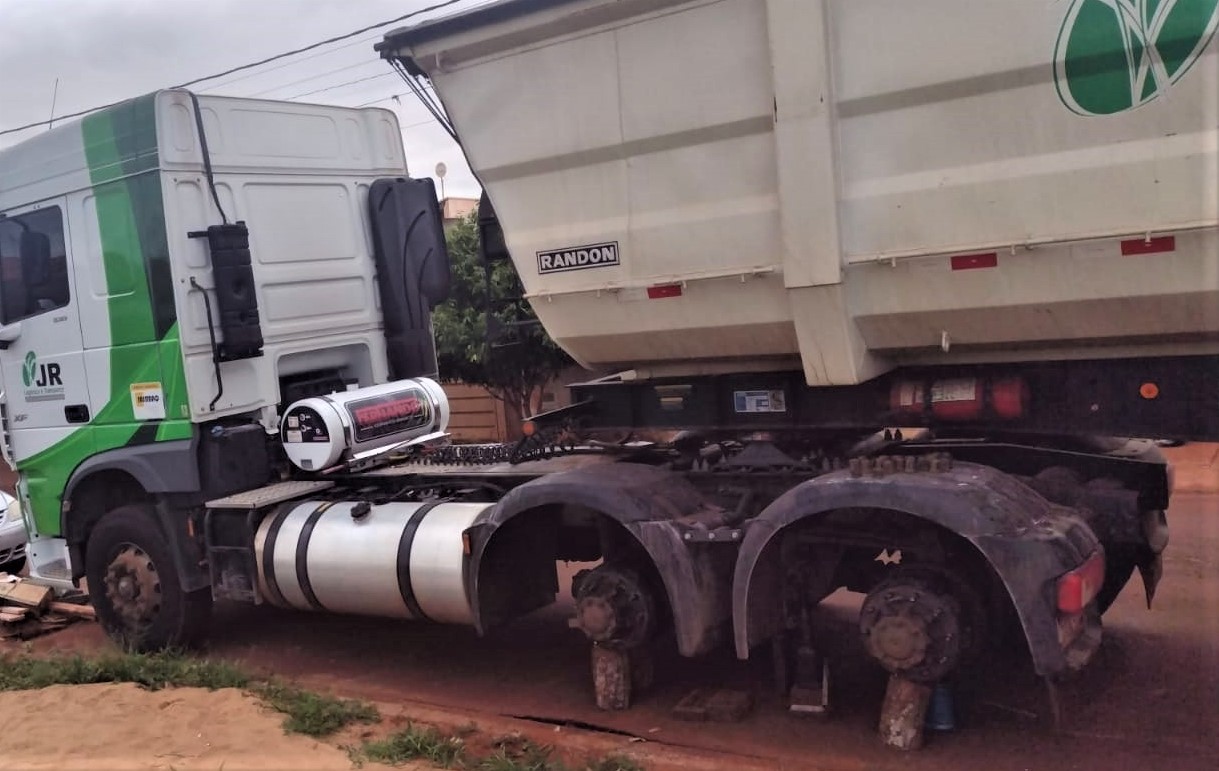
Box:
left=64, top=404, right=90, bottom=424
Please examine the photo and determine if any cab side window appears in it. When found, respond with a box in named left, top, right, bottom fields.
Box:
left=0, top=206, right=70, bottom=325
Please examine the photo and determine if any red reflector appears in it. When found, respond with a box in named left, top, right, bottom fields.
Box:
left=1121, top=236, right=1175, bottom=255
left=647, top=284, right=683, bottom=299
left=1057, top=551, right=1106, bottom=615
left=950, top=252, right=998, bottom=270
left=990, top=376, right=1029, bottom=420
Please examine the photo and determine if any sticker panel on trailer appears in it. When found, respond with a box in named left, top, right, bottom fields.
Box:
left=734, top=390, right=787, bottom=413
left=537, top=241, right=620, bottom=274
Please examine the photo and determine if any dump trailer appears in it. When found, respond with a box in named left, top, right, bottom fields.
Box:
left=0, top=0, right=1213, bottom=750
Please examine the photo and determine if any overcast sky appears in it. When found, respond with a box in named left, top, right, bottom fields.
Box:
left=0, top=0, right=485, bottom=198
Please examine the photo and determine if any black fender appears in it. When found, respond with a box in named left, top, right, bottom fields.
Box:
left=61, top=440, right=209, bottom=592
left=465, top=462, right=728, bottom=657
left=62, top=440, right=201, bottom=505
left=732, top=463, right=1101, bottom=677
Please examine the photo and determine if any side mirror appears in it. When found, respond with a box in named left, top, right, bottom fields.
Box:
left=0, top=321, right=22, bottom=350
left=367, top=176, right=452, bottom=379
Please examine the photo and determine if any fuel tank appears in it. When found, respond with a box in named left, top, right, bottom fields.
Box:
left=254, top=499, right=489, bottom=624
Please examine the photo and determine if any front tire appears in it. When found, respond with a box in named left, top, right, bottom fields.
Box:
left=85, top=504, right=212, bottom=651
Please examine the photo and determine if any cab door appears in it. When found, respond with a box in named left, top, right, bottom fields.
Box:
left=0, top=201, right=91, bottom=464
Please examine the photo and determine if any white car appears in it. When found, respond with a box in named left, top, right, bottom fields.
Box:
left=0, top=489, right=27, bottom=574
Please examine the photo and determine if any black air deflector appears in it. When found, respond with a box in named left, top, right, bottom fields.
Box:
left=368, top=177, right=451, bottom=380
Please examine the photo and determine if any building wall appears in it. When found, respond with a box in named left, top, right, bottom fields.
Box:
left=442, top=365, right=598, bottom=443
left=441, top=196, right=478, bottom=227
left=443, top=382, right=510, bottom=443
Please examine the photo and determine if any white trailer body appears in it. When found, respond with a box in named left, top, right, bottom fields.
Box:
left=382, top=0, right=1219, bottom=385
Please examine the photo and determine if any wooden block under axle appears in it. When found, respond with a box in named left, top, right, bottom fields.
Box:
left=879, top=675, right=934, bottom=750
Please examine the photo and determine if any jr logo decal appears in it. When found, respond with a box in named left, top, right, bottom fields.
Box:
left=20, top=350, right=65, bottom=402
left=1055, top=0, right=1219, bottom=115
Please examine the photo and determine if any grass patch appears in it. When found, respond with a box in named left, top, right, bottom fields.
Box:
left=476, top=735, right=562, bottom=771
left=362, top=723, right=467, bottom=767
left=353, top=729, right=643, bottom=771
left=0, top=650, right=249, bottom=692
left=253, top=681, right=379, bottom=738
left=583, top=756, right=644, bottom=771
left=0, top=651, right=376, bottom=738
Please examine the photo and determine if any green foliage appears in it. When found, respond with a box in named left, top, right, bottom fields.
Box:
left=355, top=728, right=646, bottom=771
left=252, top=681, right=379, bottom=738
left=475, top=735, right=643, bottom=771
left=435, top=210, right=573, bottom=417
left=477, top=736, right=561, bottom=771
left=0, top=650, right=249, bottom=691
left=582, top=756, right=644, bottom=771
left=362, top=723, right=467, bottom=767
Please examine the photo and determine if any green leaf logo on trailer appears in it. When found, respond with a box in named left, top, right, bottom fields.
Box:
left=1055, top=0, right=1219, bottom=115
left=21, top=351, right=36, bottom=388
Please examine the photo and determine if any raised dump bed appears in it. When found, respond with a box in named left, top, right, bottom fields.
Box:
left=380, top=0, right=1219, bottom=386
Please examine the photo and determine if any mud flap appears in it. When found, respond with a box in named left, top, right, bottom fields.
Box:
left=1139, top=507, right=1168, bottom=607
left=1139, top=553, right=1163, bottom=608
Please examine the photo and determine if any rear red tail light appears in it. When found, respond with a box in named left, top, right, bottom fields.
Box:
left=1057, top=551, right=1105, bottom=615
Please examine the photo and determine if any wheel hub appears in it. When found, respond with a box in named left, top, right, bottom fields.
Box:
left=869, top=612, right=930, bottom=668
left=117, top=575, right=138, bottom=601
left=860, top=574, right=963, bottom=683
left=103, top=544, right=162, bottom=632
left=570, top=566, right=655, bottom=648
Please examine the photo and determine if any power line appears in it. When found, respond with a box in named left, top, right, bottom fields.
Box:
left=0, top=0, right=466, bottom=137
left=245, top=59, right=382, bottom=99
left=286, top=72, right=398, bottom=101
left=351, top=83, right=437, bottom=108
left=400, top=117, right=442, bottom=131
left=198, top=31, right=385, bottom=94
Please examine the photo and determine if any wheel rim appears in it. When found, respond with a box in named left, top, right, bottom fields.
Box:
left=103, top=543, right=161, bottom=636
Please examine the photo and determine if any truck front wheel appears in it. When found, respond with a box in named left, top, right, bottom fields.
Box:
left=85, top=504, right=212, bottom=651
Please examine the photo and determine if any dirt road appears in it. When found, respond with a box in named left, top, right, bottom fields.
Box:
left=12, top=494, right=1218, bottom=771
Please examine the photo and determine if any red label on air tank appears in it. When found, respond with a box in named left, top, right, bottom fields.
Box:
left=348, top=389, right=431, bottom=443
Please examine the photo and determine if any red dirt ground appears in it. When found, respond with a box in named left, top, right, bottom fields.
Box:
left=11, top=494, right=1218, bottom=771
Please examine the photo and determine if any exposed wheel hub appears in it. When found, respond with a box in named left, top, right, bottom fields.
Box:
left=570, top=566, right=655, bottom=648
left=103, top=544, right=162, bottom=634
left=860, top=575, right=962, bottom=683
left=869, top=612, right=930, bottom=669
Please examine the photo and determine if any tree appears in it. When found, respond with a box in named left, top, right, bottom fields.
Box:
left=433, top=208, right=573, bottom=419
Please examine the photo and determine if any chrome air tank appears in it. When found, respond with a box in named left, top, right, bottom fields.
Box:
left=253, top=500, right=489, bottom=624
left=280, top=378, right=450, bottom=471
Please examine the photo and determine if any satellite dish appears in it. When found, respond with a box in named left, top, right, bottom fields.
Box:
left=435, top=162, right=448, bottom=179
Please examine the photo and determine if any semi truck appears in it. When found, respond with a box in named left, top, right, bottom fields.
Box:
left=1, top=0, right=1216, bottom=748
